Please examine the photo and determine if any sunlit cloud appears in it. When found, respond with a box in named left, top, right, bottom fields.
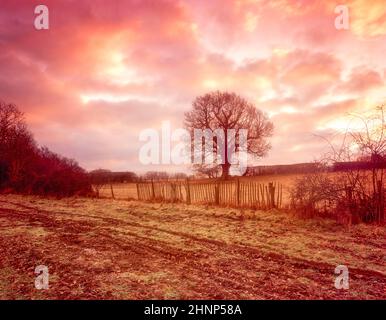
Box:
left=0, top=0, right=385, bottom=171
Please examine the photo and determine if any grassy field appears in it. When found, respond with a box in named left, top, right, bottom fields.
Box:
left=0, top=194, right=385, bottom=299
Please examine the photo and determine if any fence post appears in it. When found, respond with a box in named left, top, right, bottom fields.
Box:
left=237, top=178, right=240, bottom=207
left=186, top=178, right=191, bottom=205
left=280, top=184, right=283, bottom=208
left=171, top=183, right=176, bottom=202
left=179, top=182, right=183, bottom=202
left=260, top=184, right=265, bottom=209
left=151, top=179, right=155, bottom=200
left=269, top=182, right=275, bottom=208
left=110, top=183, right=115, bottom=200
left=136, top=182, right=140, bottom=200
left=215, top=180, right=220, bottom=205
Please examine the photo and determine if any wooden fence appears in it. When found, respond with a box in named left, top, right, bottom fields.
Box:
left=137, top=179, right=283, bottom=209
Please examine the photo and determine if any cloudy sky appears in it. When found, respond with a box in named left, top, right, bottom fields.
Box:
left=1, top=0, right=385, bottom=173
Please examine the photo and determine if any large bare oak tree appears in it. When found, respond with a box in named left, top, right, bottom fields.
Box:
left=184, top=91, right=273, bottom=178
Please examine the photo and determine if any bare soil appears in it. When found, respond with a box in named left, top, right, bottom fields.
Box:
left=0, top=195, right=385, bottom=299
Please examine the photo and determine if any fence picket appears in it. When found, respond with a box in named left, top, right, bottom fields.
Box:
left=133, top=180, right=282, bottom=210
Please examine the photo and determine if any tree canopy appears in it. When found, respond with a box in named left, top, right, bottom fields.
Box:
left=184, top=91, right=273, bottom=178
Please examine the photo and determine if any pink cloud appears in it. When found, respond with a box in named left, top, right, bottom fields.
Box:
left=0, top=0, right=385, bottom=171
left=338, top=67, right=384, bottom=93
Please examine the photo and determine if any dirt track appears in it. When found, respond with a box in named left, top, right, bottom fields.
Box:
left=0, top=195, right=385, bottom=299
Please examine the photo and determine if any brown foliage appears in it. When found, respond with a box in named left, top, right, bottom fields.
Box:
left=290, top=106, right=386, bottom=224
left=0, top=101, right=91, bottom=197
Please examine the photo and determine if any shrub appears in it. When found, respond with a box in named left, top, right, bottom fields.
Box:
left=290, top=170, right=384, bottom=224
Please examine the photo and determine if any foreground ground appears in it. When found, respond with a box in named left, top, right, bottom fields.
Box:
left=0, top=195, right=385, bottom=299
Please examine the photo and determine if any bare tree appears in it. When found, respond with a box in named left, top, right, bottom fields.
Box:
left=291, top=105, right=386, bottom=224
left=192, top=163, right=221, bottom=179
left=143, top=171, right=169, bottom=181
left=89, top=169, right=112, bottom=197
left=0, top=101, right=37, bottom=188
left=345, top=105, right=386, bottom=222
left=184, top=91, right=273, bottom=178
left=0, top=101, right=91, bottom=196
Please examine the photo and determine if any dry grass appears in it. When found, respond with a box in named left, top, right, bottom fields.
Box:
left=97, top=183, right=138, bottom=200
left=0, top=194, right=385, bottom=299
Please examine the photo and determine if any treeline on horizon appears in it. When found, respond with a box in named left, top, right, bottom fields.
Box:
left=2, top=101, right=385, bottom=197
left=91, top=160, right=386, bottom=185
left=245, top=160, right=386, bottom=176
left=88, top=169, right=188, bottom=184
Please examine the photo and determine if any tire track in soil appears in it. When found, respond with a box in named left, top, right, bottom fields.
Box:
left=6, top=200, right=382, bottom=277
left=0, top=209, right=116, bottom=299
left=0, top=199, right=385, bottom=299
left=103, top=228, right=385, bottom=299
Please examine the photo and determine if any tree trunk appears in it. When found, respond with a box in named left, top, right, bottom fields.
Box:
left=221, top=163, right=230, bottom=179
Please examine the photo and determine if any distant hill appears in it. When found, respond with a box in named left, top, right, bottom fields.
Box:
left=245, top=163, right=321, bottom=176
left=245, top=161, right=386, bottom=176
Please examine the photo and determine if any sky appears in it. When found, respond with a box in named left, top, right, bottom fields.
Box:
left=0, top=0, right=386, bottom=173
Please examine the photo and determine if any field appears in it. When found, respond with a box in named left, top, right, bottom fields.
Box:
left=0, top=194, right=385, bottom=299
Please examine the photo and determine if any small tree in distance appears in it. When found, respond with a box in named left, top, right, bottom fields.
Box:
left=184, top=91, right=273, bottom=178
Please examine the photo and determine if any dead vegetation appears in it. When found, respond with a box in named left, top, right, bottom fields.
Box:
left=290, top=107, right=386, bottom=224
